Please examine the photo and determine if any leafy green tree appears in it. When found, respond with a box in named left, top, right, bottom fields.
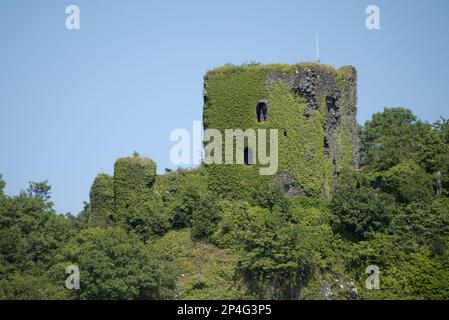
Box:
left=360, top=108, right=428, bottom=171
left=191, top=196, right=221, bottom=241
left=236, top=207, right=322, bottom=299
left=122, top=195, right=169, bottom=241
left=330, top=169, right=397, bottom=241
left=431, top=118, right=449, bottom=196
left=374, top=160, right=435, bottom=204
left=388, top=199, right=449, bottom=251
left=212, top=200, right=251, bottom=249
left=67, top=202, right=91, bottom=232
left=170, top=179, right=209, bottom=229
left=0, top=273, right=68, bottom=300
left=0, top=181, right=75, bottom=275
left=405, top=250, right=449, bottom=300
left=354, top=242, right=449, bottom=300
left=250, top=183, right=290, bottom=219
left=27, top=180, right=52, bottom=201
left=0, top=174, right=5, bottom=198
left=435, top=117, right=449, bottom=144
left=49, top=227, right=176, bottom=300
left=2, top=106, right=449, bottom=301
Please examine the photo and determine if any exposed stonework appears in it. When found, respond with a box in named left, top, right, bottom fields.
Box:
left=272, top=172, right=305, bottom=197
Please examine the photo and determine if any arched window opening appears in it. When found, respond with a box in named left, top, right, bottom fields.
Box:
left=256, top=99, right=268, bottom=122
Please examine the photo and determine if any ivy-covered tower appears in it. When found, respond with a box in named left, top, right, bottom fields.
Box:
left=202, top=63, right=359, bottom=199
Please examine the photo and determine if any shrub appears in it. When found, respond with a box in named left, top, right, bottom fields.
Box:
left=374, top=160, right=435, bottom=204
left=330, top=169, right=397, bottom=241
left=49, top=227, right=175, bottom=300
left=191, top=196, right=221, bottom=241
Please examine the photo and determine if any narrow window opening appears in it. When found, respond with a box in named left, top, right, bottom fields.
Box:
left=326, top=96, right=336, bottom=113
left=244, top=147, right=254, bottom=165
left=324, top=137, right=330, bottom=156
left=256, top=99, right=268, bottom=122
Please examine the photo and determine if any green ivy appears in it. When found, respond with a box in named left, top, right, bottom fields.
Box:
left=203, top=63, right=357, bottom=199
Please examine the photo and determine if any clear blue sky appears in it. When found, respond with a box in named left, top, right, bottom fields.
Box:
left=1, top=0, right=448, bottom=214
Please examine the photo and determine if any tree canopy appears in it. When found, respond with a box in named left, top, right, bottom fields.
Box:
left=1, top=107, right=448, bottom=300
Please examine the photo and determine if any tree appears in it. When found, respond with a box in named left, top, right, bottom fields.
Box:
left=170, top=180, right=209, bottom=229
left=49, top=227, right=176, bottom=300
left=122, top=195, right=169, bottom=241
left=0, top=180, right=75, bottom=275
left=212, top=200, right=251, bottom=249
left=388, top=200, right=449, bottom=251
left=0, top=273, right=68, bottom=300
left=0, top=174, right=5, bottom=198
left=27, top=180, right=52, bottom=201
left=432, top=118, right=449, bottom=196
left=236, top=207, right=322, bottom=299
left=330, top=169, right=397, bottom=241
left=360, top=108, right=426, bottom=171
left=374, top=160, right=434, bottom=204
left=250, top=183, right=290, bottom=219
left=190, top=196, right=221, bottom=241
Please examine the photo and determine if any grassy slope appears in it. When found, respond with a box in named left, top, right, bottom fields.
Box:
left=151, top=229, right=248, bottom=300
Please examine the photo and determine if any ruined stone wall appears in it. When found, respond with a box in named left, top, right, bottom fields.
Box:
left=202, top=63, right=358, bottom=199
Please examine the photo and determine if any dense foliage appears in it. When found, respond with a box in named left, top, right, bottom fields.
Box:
left=48, top=227, right=175, bottom=299
left=0, top=108, right=448, bottom=300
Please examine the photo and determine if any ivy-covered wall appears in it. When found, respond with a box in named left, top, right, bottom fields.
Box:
left=113, top=155, right=157, bottom=216
left=89, top=173, right=114, bottom=227
left=89, top=155, right=168, bottom=239
left=203, top=63, right=358, bottom=199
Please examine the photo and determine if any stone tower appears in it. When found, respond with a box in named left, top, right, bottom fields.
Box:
left=202, top=63, right=359, bottom=199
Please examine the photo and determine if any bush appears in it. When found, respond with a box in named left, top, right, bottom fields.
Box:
left=360, top=108, right=421, bottom=171
left=250, top=183, right=290, bottom=219
left=191, top=196, right=221, bottom=241
left=330, top=169, right=397, bottom=241
left=122, top=194, right=169, bottom=241
left=212, top=200, right=251, bottom=249
left=388, top=199, right=449, bottom=250
left=169, top=180, right=209, bottom=229
left=0, top=273, right=68, bottom=300
left=0, top=182, right=75, bottom=273
left=374, top=160, right=435, bottom=204
left=0, top=174, right=5, bottom=197
left=50, top=227, right=175, bottom=300
left=236, top=207, right=321, bottom=299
